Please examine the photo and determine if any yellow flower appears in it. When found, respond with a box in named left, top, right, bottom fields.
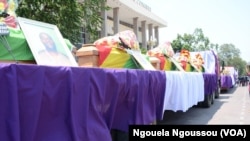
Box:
left=8, top=1, right=17, bottom=11
left=0, top=3, right=5, bottom=11
left=0, top=17, right=4, bottom=22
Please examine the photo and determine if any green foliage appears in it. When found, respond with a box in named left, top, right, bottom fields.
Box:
left=171, top=34, right=193, bottom=52
left=171, top=28, right=211, bottom=52
left=227, top=56, right=246, bottom=76
left=218, top=43, right=240, bottom=62
left=16, top=0, right=84, bottom=44
left=218, top=43, right=246, bottom=75
left=208, top=43, right=219, bottom=52
left=16, top=0, right=109, bottom=44
left=81, top=0, right=110, bottom=42
left=192, top=28, right=210, bottom=51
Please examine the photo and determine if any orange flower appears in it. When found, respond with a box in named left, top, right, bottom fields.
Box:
left=179, top=49, right=190, bottom=62
left=195, top=53, right=204, bottom=65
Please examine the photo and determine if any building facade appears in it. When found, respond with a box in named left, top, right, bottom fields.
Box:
left=83, top=0, right=167, bottom=49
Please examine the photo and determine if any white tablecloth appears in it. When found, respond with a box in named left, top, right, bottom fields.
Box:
left=163, top=71, right=204, bottom=113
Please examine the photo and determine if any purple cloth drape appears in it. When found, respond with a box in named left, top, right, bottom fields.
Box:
left=111, top=69, right=166, bottom=132
left=203, top=73, right=217, bottom=95
left=0, top=63, right=166, bottom=141
left=221, top=75, right=233, bottom=89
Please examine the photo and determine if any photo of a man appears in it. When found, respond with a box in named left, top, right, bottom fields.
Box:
left=37, top=32, right=74, bottom=66
left=17, top=17, right=78, bottom=67
left=39, top=32, right=58, bottom=52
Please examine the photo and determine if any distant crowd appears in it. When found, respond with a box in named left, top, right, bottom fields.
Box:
left=237, top=76, right=249, bottom=87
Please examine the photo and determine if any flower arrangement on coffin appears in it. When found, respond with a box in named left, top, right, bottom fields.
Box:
left=94, top=30, right=140, bottom=51
left=0, top=0, right=19, bottom=28
left=191, top=53, right=205, bottom=72
left=147, top=41, right=174, bottom=58
left=147, top=41, right=184, bottom=71
left=178, top=49, right=194, bottom=71
left=177, top=49, right=204, bottom=72
left=222, top=69, right=230, bottom=75
left=93, top=30, right=142, bottom=68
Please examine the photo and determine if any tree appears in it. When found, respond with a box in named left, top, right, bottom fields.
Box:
left=171, top=33, right=193, bottom=52
left=226, top=56, right=246, bottom=76
left=217, top=43, right=246, bottom=76
left=192, top=28, right=210, bottom=51
left=81, top=0, right=110, bottom=43
left=16, top=0, right=84, bottom=44
left=208, top=43, right=219, bottom=52
left=16, top=0, right=109, bottom=44
left=171, top=28, right=211, bottom=52
left=217, top=43, right=240, bottom=65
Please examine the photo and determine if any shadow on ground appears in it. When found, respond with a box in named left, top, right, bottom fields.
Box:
left=111, top=86, right=241, bottom=141
left=157, top=86, right=239, bottom=125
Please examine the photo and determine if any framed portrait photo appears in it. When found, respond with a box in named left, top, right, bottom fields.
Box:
left=17, top=17, right=78, bottom=67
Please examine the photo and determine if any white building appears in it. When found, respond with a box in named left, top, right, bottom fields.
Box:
left=83, top=0, right=167, bottom=49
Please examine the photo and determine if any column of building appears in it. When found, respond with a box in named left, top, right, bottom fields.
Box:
left=148, top=24, right=153, bottom=50
left=133, top=17, right=139, bottom=38
left=141, top=20, right=147, bottom=50
left=154, top=26, right=159, bottom=46
left=113, top=7, right=119, bottom=34
left=100, top=7, right=160, bottom=50
left=100, top=1, right=107, bottom=37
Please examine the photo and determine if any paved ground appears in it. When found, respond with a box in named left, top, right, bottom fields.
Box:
left=158, top=85, right=250, bottom=125
left=114, top=86, right=250, bottom=141
left=208, top=86, right=250, bottom=124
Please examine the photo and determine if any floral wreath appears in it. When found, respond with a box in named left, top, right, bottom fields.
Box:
left=0, top=0, right=19, bottom=28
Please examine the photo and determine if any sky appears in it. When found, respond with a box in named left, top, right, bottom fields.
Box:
left=141, top=0, right=250, bottom=62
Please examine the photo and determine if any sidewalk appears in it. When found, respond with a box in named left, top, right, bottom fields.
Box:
left=208, top=86, right=250, bottom=124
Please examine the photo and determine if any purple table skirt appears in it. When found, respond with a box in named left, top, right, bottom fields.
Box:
left=0, top=63, right=166, bottom=141
left=203, top=73, right=217, bottom=95
left=221, top=75, right=233, bottom=89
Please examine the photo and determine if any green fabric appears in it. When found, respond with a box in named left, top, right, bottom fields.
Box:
left=64, top=38, right=74, bottom=51
left=123, top=54, right=150, bottom=69
left=123, top=57, right=140, bottom=69
left=0, top=27, right=74, bottom=61
left=0, top=28, right=34, bottom=61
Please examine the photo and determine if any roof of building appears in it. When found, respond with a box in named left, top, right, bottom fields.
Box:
left=107, top=0, right=167, bottom=28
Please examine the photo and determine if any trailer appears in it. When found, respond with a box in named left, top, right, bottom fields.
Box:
left=145, top=42, right=221, bottom=108
left=220, top=66, right=237, bottom=90
left=171, top=49, right=221, bottom=108
left=0, top=29, right=224, bottom=140
left=191, top=50, right=222, bottom=107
